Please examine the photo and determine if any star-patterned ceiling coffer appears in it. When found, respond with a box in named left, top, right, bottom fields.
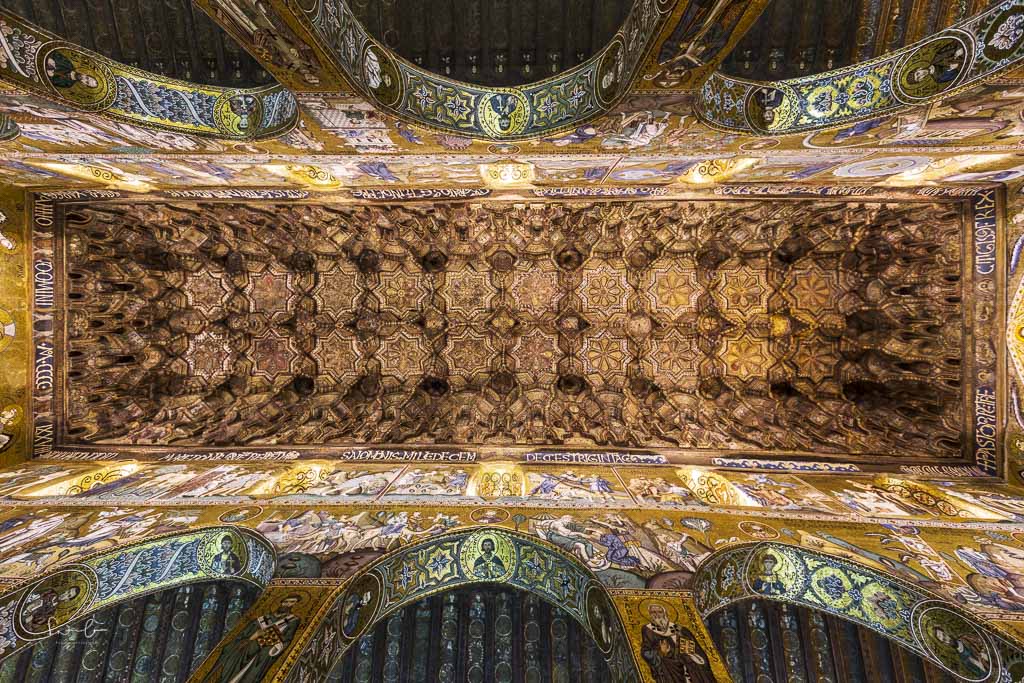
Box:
left=54, top=198, right=966, bottom=462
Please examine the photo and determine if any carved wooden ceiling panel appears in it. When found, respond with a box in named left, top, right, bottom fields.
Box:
left=349, top=0, right=631, bottom=87
left=719, top=0, right=998, bottom=80
left=56, top=198, right=964, bottom=461
left=0, top=0, right=273, bottom=87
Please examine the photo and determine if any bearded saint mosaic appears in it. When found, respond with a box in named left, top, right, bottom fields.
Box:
left=45, top=197, right=969, bottom=461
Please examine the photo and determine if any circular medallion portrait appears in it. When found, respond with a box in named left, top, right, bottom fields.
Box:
left=597, top=37, right=626, bottom=106
left=459, top=530, right=515, bottom=581
left=198, top=530, right=249, bottom=576
left=339, top=571, right=383, bottom=640
left=361, top=44, right=402, bottom=107
left=214, top=90, right=264, bottom=138
left=16, top=567, right=97, bottom=638
left=585, top=583, right=616, bottom=654
left=37, top=44, right=116, bottom=110
left=744, top=85, right=797, bottom=133
left=477, top=91, right=531, bottom=138
left=984, top=7, right=1024, bottom=61
left=218, top=505, right=264, bottom=524
left=915, top=605, right=995, bottom=681
left=470, top=508, right=510, bottom=524
left=745, top=546, right=805, bottom=597
left=896, top=34, right=972, bottom=103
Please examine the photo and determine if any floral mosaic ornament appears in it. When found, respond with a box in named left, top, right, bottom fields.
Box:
left=0, top=9, right=297, bottom=141
left=0, top=526, right=274, bottom=663
left=290, top=0, right=673, bottom=140
left=696, top=0, right=1024, bottom=135
left=694, top=542, right=1024, bottom=682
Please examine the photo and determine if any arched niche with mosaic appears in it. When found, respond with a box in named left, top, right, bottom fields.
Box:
left=0, top=526, right=275, bottom=663
left=696, top=0, right=1024, bottom=135
left=290, top=0, right=676, bottom=140
left=0, top=9, right=297, bottom=141
left=692, top=542, right=1024, bottom=682
left=280, top=527, right=642, bottom=682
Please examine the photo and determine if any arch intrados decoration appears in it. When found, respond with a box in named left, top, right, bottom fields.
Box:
left=693, top=542, right=1024, bottom=682
left=288, top=527, right=642, bottom=682
left=696, top=0, right=1024, bottom=136
left=0, top=525, right=275, bottom=664
left=292, top=0, right=678, bottom=141
left=0, top=8, right=297, bottom=141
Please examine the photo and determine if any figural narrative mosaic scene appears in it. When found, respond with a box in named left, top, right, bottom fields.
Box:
left=7, top=0, right=1024, bottom=681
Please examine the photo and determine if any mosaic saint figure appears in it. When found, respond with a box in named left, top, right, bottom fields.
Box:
left=926, top=622, right=991, bottom=678
left=22, top=584, right=81, bottom=631
left=908, top=42, right=965, bottom=87
left=44, top=50, right=98, bottom=90
left=211, top=594, right=302, bottom=683
left=640, top=603, right=714, bottom=683
left=751, top=553, right=785, bottom=595
left=471, top=538, right=506, bottom=579
left=211, top=535, right=243, bottom=575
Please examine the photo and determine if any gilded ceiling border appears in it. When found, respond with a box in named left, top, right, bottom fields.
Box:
left=0, top=9, right=298, bottom=141
left=290, top=0, right=677, bottom=140
left=696, top=0, right=1024, bottom=135
left=22, top=186, right=1001, bottom=477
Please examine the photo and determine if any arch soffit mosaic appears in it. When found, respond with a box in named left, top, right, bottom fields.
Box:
left=282, top=0, right=680, bottom=141
left=0, top=2, right=1023, bottom=142
left=0, top=8, right=297, bottom=141
left=693, top=542, right=1024, bottom=682
left=0, top=525, right=275, bottom=664
left=281, top=527, right=642, bottom=683
left=696, top=0, right=1024, bottom=135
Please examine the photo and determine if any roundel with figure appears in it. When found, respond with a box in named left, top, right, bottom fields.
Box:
left=914, top=604, right=996, bottom=682
left=37, top=43, right=116, bottom=110
left=895, top=33, right=973, bottom=103
left=15, top=566, right=97, bottom=638
left=459, top=529, right=515, bottom=581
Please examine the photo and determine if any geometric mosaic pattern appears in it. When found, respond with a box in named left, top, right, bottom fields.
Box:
left=61, top=199, right=964, bottom=458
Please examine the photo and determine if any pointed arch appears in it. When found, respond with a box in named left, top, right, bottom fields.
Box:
left=0, top=8, right=296, bottom=141
left=696, top=0, right=1024, bottom=135
left=0, top=525, right=275, bottom=664
left=693, top=542, right=1024, bottom=682
left=274, top=0, right=678, bottom=141
left=274, top=527, right=643, bottom=682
